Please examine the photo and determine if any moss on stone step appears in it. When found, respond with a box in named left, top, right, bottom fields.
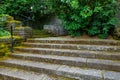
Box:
left=32, top=29, right=56, bottom=38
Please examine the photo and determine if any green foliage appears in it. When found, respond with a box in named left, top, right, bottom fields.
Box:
left=55, top=0, right=118, bottom=38
left=0, top=14, right=7, bottom=27
left=0, top=0, right=55, bottom=20
left=0, top=14, right=10, bottom=37
left=0, top=43, right=9, bottom=57
left=0, top=29, right=10, bottom=37
left=0, top=0, right=118, bottom=39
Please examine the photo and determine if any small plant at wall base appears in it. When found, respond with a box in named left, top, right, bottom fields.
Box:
left=55, top=0, right=118, bottom=38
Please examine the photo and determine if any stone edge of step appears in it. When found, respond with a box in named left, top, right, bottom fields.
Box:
left=0, top=66, right=50, bottom=80
left=14, top=47, right=120, bottom=60
left=10, top=53, right=120, bottom=72
left=27, top=38, right=120, bottom=46
left=22, top=42, right=120, bottom=51
left=0, top=59, right=120, bottom=80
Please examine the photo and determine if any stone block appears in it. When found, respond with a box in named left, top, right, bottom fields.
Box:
left=13, top=27, right=33, bottom=41
left=43, top=16, right=67, bottom=36
left=103, top=71, right=120, bottom=80
left=44, top=25, right=67, bottom=36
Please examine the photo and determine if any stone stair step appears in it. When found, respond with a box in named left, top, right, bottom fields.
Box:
left=6, top=20, right=22, bottom=28
left=0, top=59, right=120, bottom=80
left=10, top=53, right=120, bottom=72
left=0, top=67, right=56, bottom=80
left=23, top=42, right=120, bottom=51
left=27, top=38, right=120, bottom=46
left=1, top=37, right=119, bottom=80
left=15, top=47, right=120, bottom=60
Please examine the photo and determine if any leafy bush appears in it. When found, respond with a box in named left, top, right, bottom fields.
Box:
left=0, top=0, right=55, bottom=20
left=0, top=29, right=10, bottom=37
left=55, top=0, right=118, bottom=38
left=0, top=43, right=9, bottom=57
left=0, top=14, right=7, bottom=27
left=0, top=14, right=11, bottom=37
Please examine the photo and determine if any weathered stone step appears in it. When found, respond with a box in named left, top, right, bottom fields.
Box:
left=10, top=53, right=120, bottom=72
left=15, top=47, right=120, bottom=60
left=0, top=59, right=120, bottom=80
left=23, top=43, right=120, bottom=51
left=27, top=38, right=120, bottom=46
left=6, top=20, right=22, bottom=28
left=0, top=67, right=56, bottom=80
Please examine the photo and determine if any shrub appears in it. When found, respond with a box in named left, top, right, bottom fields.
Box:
left=0, top=29, right=10, bottom=37
left=55, top=0, right=118, bottom=38
left=0, top=14, right=11, bottom=37
left=0, top=0, right=55, bottom=20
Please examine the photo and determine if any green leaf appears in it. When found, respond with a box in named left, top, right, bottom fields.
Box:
left=70, top=0, right=79, bottom=9
left=80, top=6, right=93, bottom=18
left=94, top=7, right=103, bottom=12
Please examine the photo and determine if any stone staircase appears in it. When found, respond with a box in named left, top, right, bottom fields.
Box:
left=0, top=37, right=120, bottom=80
